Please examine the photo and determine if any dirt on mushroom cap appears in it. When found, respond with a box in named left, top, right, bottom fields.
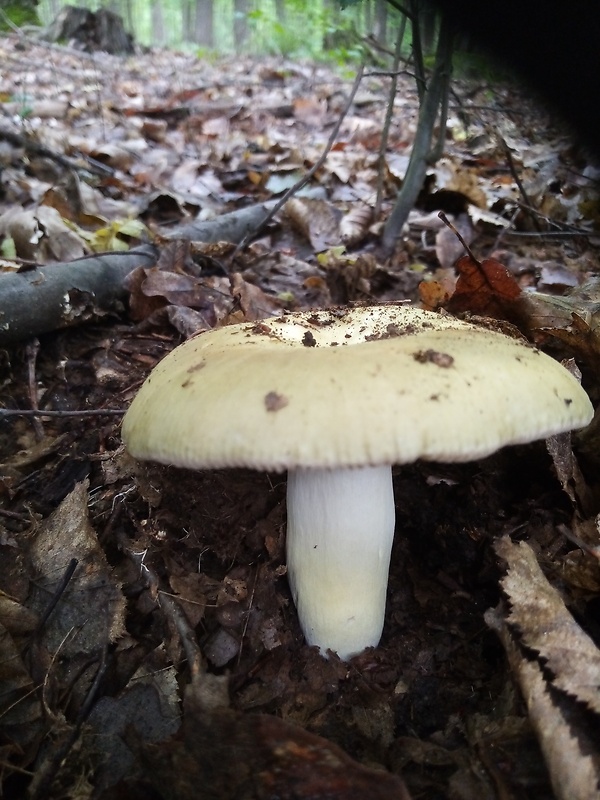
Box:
left=121, top=304, right=594, bottom=471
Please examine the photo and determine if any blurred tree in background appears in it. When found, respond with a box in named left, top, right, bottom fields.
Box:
left=33, top=0, right=403, bottom=56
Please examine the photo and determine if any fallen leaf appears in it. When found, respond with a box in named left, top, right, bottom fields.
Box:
left=486, top=568, right=600, bottom=800
left=339, top=205, right=373, bottom=246
left=27, top=480, right=126, bottom=658
left=495, top=536, right=600, bottom=714
left=447, top=253, right=521, bottom=317
left=0, top=621, right=43, bottom=750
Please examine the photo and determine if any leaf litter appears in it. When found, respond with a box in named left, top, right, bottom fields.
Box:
left=0, top=30, right=600, bottom=800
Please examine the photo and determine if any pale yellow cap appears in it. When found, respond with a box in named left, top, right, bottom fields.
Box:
left=122, top=304, right=593, bottom=471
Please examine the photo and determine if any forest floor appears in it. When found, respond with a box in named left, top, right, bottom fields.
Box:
left=1, top=31, right=600, bottom=800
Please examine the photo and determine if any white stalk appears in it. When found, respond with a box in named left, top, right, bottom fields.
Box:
left=286, top=465, right=395, bottom=660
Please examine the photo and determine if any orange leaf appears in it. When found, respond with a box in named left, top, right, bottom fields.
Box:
left=447, top=254, right=521, bottom=317
left=418, top=280, right=450, bottom=311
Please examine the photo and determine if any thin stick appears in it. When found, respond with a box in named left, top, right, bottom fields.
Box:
left=0, top=408, right=125, bottom=419
left=35, top=559, right=79, bottom=635
left=376, top=16, right=407, bottom=217
left=438, top=211, right=478, bottom=262
left=25, top=338, right=44, bottom=440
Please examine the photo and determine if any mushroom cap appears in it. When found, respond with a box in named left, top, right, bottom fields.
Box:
left=122, top=305, right=593, bottom=471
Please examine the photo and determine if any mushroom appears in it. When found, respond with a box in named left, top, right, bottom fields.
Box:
left=121, top=305, right=593, bottom=660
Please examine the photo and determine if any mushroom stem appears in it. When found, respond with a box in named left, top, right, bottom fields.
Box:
left=286, top=465, right=395, bottom=660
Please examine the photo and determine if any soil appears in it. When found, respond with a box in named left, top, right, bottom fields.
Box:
left=1, top=313, right=591, bottom=799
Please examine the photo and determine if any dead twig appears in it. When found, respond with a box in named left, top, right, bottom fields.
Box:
left=0, top=126, right=113, bottom=177
left=33, top=559, right=79, bottom=636
left=28, top=646, right=109, bottom=800
left=25, top=338, right=44, bottom=441
left=116, top=523, right=205, bottom=679
left=0, top=408, right=125, bottom=419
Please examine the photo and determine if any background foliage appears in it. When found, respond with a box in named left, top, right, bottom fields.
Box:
left=35, top=0, right=398, bottom=55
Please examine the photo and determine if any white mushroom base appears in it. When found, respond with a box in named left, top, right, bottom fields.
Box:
left=286, top=465, right=395, bottom=660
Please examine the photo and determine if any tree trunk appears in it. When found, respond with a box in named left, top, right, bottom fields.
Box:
left=181, top=0, right=192, bottom=43
left=194, top=0, right=214, bottom=47
left=373, top=0, right=388, bottom=44
left=152, top=0, right=166, bottom=46
left=45, top=5, right=134, bottom=54
left=234, top=0, right=251, bottom=50
left=382, top=12, right=454, bottom=254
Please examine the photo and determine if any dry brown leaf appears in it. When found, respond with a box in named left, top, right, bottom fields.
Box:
left=546, top=428, right=592, bottom=511
left=282, top=197, right=341, bottom=252
left=486, top=601, right=600, bottom=800
left=339, top=205, right=373, bottom=247
left=495, top=536, right=600, bottom=715
left=0, top=591, right=38, bottom=635
left=544, top=359, right=594, bottom=514
left=519, top=279, right=600, bottom=365
left=446, top=251, right=521, bottom=318
left=27, top=480, right=126, bottom=657
left=0, top=206, right=87, bottom=262
left=230, top=271, right=282, bottom=321
left=0, top=621, right=43, bottom=749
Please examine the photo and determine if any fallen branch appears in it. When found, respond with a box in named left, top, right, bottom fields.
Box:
left=0, top=409, right=125, bottom=418
left=161, top=201, right=278, bottom=243
left=0, top=127, right=113, bottom=177
left=0, top=245, right=157, bottom=344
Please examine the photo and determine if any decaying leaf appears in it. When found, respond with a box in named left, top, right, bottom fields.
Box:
left=0, top=621, right=43, bottom=750
left=446, top=252, right=522, bottom=318
left=339, top=204, right=373, bottom=246
left=487, top=610, right=599, bottom=800
left=489, top=537, right=600, bottom=799
left=229, top=271, right=282, bottom=321
left=282, top=197, right=341, bottom=252
left=418, top=276, right=451, bottom=310
left=544, top=358, right=594, bottom=513
left=0, top=206, right=88, bottom=262
left=518, top=275, right=600, bottom=332
left=495, top=536, right=600, bottom=715
left=0, top=591, right=38, bottom=635
left=434, top=212, right=474, bottom=269
left=27, top=480, right=126, bottom=658
left=86, top=647, right=180, bottom=792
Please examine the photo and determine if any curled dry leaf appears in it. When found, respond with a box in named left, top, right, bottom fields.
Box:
left=495, top=536, right=600, bottom=716
left=489, top=536, right=600, bottom=799
left=486, top=601, right=600, bottom=800
left=339, top=204, right=373, bottom=247
left=282, top=197, right=341, bottom=252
